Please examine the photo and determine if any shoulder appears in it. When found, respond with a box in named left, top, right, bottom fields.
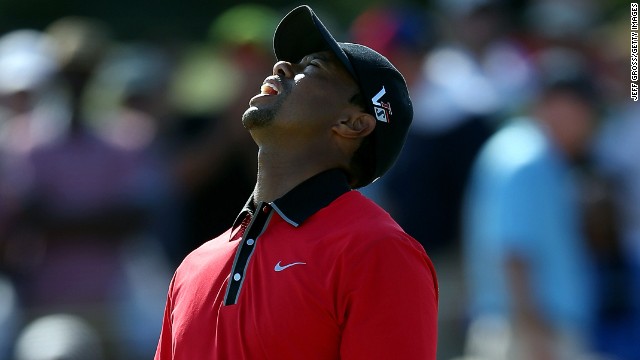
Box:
left=317, top=190, right=409, bottom=241
left=319, top=190, right=434, bottom=273
left=325, top=192, right=439, bottom=303
left=173, top=229, right=237, bottom=285
left=477, top=119, right=547, bottom=171
left=471, top=119, right=557, bottom=188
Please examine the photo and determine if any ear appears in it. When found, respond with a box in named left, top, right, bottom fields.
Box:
left=332, top=111, right=376, bottom=140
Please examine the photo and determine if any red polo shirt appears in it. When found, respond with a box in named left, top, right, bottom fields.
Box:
left=155, top=169, right=438, bottom=359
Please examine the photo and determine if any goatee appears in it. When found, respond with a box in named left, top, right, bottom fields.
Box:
left=242, top=106, right=276, bottom=129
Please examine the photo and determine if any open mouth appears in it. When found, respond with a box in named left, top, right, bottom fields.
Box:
left=258, top=77, right=282, bottom=96
left=260, top=82, right=279, bottom=96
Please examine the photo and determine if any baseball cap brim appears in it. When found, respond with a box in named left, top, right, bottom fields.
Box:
left=274, top=6, right=357, bottom=79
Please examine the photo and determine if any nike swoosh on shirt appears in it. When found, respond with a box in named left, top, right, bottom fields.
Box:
left=274, top=261, right=306, bottom=272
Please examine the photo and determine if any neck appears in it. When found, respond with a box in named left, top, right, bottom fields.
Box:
left=252, top=145, right=337, bottom=205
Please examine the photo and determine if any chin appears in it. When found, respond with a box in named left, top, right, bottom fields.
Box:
left=242, top=106, right=276, bottom=130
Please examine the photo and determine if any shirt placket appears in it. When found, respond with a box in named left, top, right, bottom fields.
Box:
left=224, top=202, right=273, bottom=306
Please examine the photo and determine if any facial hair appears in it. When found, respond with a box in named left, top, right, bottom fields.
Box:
left=242, top=105, right=277, bottom=130
left=242, top=78, right=289, bottom=130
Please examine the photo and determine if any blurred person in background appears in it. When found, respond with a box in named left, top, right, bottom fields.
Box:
left=86, top=43, right=181, bottom=358
left=592, top=113, right=640, bottom=360
left=589, top=13, right=640, bottom=359
left=89, top=42, right=183, bottom=258
left=0, top=30, right=66, bottom=157
left=390, top=0, right=535, bottom=253
left=0, top=29, right=64, bottom=241
left=0, top=28, right=62, bottom=360
left=2, top=17, right=163, bottom=359
left=460, top=57, right=600, bottom=360
left=523, top=0, right=600, bottom=52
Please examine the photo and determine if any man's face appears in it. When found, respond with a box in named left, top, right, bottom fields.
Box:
left=537, top=90, right=595, bottom=159
left=242, top=50, right=360, bottom=137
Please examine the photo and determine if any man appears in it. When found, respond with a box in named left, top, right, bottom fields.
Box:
left=461, top=70, right=598, bottom=360
left=154, top=5, right=438, bottom=360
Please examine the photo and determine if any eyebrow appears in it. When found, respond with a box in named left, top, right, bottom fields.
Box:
left=301, top=52, right=332, bottom=64
left=312, top=52, right=331, bottom=61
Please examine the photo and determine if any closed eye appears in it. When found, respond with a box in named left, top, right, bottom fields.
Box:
left=300, top=53, right=330, bottom=70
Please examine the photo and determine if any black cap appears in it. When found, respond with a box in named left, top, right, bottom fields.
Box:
left=274, top=5, right=413, bottom=186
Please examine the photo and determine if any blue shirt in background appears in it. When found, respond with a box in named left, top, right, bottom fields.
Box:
left=463, top=118, right=594, bottom=332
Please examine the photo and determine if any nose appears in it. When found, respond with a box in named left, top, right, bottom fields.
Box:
left=272, top=60, right=295, bottom=78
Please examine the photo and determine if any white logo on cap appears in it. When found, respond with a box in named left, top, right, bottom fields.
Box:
left=371, top=86, right=386, bottom=106
left=371, top=86, right=392, bottom=123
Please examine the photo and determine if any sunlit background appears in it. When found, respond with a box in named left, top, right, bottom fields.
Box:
left=0, top=0, right=638, bottom=359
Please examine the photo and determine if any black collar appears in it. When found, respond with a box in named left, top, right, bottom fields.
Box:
left=233, top=169, right=350, bottom=228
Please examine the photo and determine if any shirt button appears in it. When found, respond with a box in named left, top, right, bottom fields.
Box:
left=262, top=205, right=269, bottom=213
left=246, top=238, right=255, bottom=246
left=233, top=273, right=241, bottom=281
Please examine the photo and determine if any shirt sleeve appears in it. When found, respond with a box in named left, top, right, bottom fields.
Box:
left=338, top=232, right=439, bottom=360
left=498, top=162, right=545, bottom=255
left=154, top=274, right=176, bottom=360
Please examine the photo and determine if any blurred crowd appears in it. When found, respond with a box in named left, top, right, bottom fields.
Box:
left=0, top=0, right=637, bottom=359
